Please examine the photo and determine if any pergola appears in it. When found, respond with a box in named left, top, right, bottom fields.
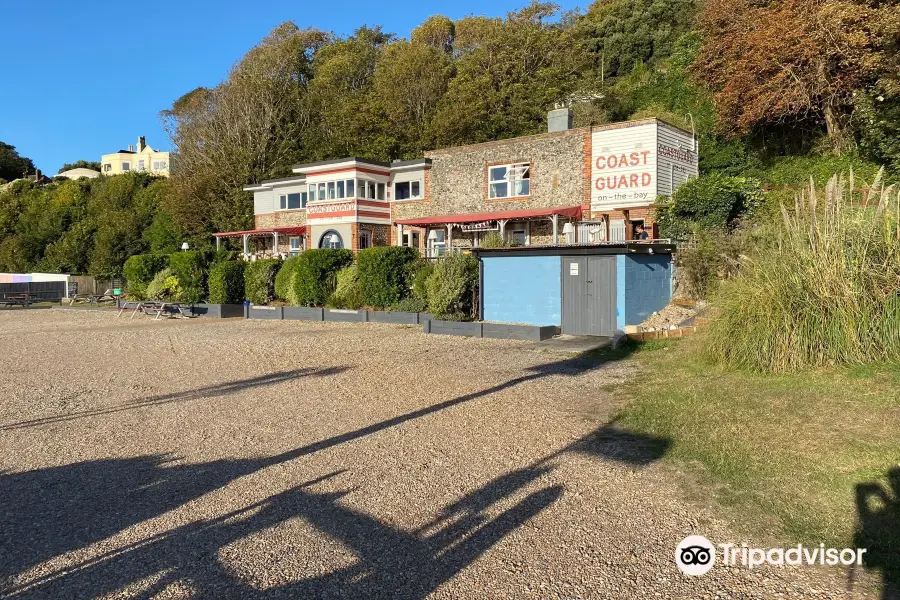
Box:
left=394, top=205, right=583, bottom=248
left=212, top=226, right=307, bottom=255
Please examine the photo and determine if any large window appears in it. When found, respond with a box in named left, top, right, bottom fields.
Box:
left=489, top=163, right=530, bottom=199
left=289, top=236, right=302, bottom=255
left=279, top=192, right=306, bottom=210
left=359, top=230, right=372, bottom=249
left=394, top=180, right=422, bottom=201
left=319, top=230, right=344, bottom=249
left=346, top=179, right=355, bottom=197
left=137, top=159, right=146, bottom=171
left=152, top=160, right=167, bottom=170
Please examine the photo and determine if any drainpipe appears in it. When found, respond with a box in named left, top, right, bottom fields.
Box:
left=498, top=219, right=508, bottom=240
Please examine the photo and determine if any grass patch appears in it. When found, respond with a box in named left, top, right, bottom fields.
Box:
left=615, top=338, right=900, bottom=583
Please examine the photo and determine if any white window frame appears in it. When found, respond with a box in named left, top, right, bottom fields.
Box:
left=121, top=161, right=130, bottom=171
left=427, top=229, right=446, bottom=257
left=359, top=230, right=372, bottom=249
left=137, top=159, right=146, bottom=171
left=393, top=180, right=423, bottom=201
left=278, top=191, right=306, bottom=211
left=488, top=163, right=530, bottom=199
left=289, top=236, right=302, bottom=255
left=152, top=160, right=167, bottom=171
left=346, top=179, right=355, bottom=198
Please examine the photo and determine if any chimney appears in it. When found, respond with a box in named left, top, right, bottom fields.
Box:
left=128, top=145, right=134, bottom=152
left=548, top=107, right=573, bottom=133
left=138, top=136, right=146, bottom=152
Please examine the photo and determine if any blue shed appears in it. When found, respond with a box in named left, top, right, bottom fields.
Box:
left=474, top=244, right=674, bottom=337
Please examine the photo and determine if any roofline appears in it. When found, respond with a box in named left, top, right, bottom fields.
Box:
left=472, top=243, right=676, bottom=257
left=390, top=158, right=432, bottom=170
left=292, top=157, right=391, bottom=172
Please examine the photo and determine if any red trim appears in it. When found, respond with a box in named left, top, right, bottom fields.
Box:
left=394, top=205, right=583, bottom=226
left=357, top=210, right=392, bottom=219
left=309, top=210, right=356, bottom=219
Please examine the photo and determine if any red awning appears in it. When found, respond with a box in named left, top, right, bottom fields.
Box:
left=394, top=205, right=583, bottom=227
left=213, top=225, right=307, bottom=238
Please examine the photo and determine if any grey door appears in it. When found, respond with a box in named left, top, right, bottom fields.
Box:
left=561, top=256, right=617, bottom=336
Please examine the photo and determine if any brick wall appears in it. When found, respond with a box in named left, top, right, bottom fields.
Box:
left=392, top=128, right=590, bottom=222
left=254, top=210, right=307, bottom=229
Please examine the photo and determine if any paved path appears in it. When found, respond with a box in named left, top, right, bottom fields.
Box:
left=0, top=310, right=868, bottom=598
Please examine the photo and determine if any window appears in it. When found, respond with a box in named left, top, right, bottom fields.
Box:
left=377, top=183, right=385, bottom=201
left=394, top=180, right=423, bottom=201
left=489, top=163, right=530, bottom=199
left=103, top=163, right=112, bottom=172
left=319, top=230, right=343, bottom=249
left=121, top=162, right=130, bottom=171
left=152, top=160, right=168, bottom=170
left=137, top=159, right=145, bottom=171
left=289, top=236, right=302, bottom=256
left=346, top=179, right=355, bottom=197
left=359, top=230, right=372, bottom=249
left=279, top=192, right=305, bottom=210
left=510, top=229, right=527, bottom=246
left=318, top=183, right=326, bottom=201
left=327, top=181, right=336, bottom=199
left=308, top=184, right=316, bottom=200
left=337, top=180, right=345, bottom=198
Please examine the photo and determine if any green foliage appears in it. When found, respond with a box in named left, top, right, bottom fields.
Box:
left=676, top=228, right=747, bottom=299
left=146, top=268, right=182, bottom=301
left=208, top=261, right=246, bottom=304
left=326, top=265, right=365, bottom=309
left=291, top=249, right=354, bottom=306
left=244, top=259, right=282, bottom=305
left=656, top=173, right=764, bottom=239
left=411, top=260, right=434, bottom=301
left=478, top=232, right=509, bottom=248
left=356, top=246, right=419, bottom=308
left=123, top=254, right=168, bottom=298
left=275, top=256, right=302, bottom=302
left=392, top=296, right=427, bottom=313
left=168, top=250, right=207, bottom=303
left=703, top=172, right=900, bottom=372
left=424, top=253, right=479, bottom=320
left=58, top=160, right=101, bottom=173
left=0, top=141, right=35, bottom=182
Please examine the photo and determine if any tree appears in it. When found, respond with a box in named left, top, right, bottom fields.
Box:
left=411, top=15, right=455, bottom=52
left=0, top=142, right=35, bottom=182
left=58, top=160, right=101, bottom=173
left=695, top=0, right=899, bottom=151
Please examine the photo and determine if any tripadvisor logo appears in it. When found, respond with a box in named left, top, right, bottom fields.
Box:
left=675, top=536, right=868, bottom=576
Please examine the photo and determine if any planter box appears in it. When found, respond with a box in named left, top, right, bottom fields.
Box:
left=424, top=319, right=483, bottom=337
left=283, top=307, right=324, bottom=321
left=324, top=309, right=368, bottom=323
left=188, top=303, right=244, bottom=319
left=482, top=323, right=560, bottom=341
left=366, top=310, right=420, bottom=325
left=248, top=305, right=283, bottom=320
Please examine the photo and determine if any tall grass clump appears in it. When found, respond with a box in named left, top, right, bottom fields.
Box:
left=704, top=169, right=900, bottom=372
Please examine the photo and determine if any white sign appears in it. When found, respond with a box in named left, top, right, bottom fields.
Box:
left=569, top=262, right=579, bottom=276
left=461, top=220, right=498, bottom=232
left=591, top=124, right=657, bottom=207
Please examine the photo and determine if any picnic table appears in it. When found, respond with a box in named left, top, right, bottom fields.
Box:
left=117, top=301, right=194, bottom=320
left=0, top=292, right=36, bottom=308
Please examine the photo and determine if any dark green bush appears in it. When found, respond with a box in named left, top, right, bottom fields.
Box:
left=168, top=251, right=207, bottom=303
left=292, top=249, right=354, bottom=306
left=244, top=259, right=282, bottom=305
left=275, top=256, right=301, bottom=303
left=326, top=265, right=364, bottom=309
left=356, top=246, right=419, bottom=308
left=411, top=260, right=434, bottom=301
left=425, top=253, right=479, bottom=320
left=123, top=254, right=167, bottom=298
left=208, top=261, right=246, bottom=304
left=656, top=173, right=764, bottom=239
left=393, top=296, right=427, bottom=313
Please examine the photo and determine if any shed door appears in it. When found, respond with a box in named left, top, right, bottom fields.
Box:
left=561, top=256, right=617, bottom=336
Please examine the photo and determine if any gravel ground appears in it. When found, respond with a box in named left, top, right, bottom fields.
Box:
left=0, top=309, right=871, bottom=599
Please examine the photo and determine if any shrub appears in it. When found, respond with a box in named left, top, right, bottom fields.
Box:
left=656, top=173, right=765, bottom=239
left=326, top=265, right=364, bottom=309
left=292, top=249, right=354, bottom=306
left=411, top=260, right=434, bottom=301
left=393, top=296, right=427, bottom=313
left=244, top=259, right=282, bottom=305
left=425, top=253, right=479, bottom=320
left=146, top=268, right=181, bottom=301
left=703, top=170, right=900, bottom=372
left=676, top=228, right=748, bottom=299
left=123, top=254, right=167, bottom=298
left=478, top=232, right=509, bottom=248
left=207, top=261, right=246, bottom=304
left=356, top=246, right=419, bottom=308
left=275, top=256, right=302, bottom=302
left=168, top=251, right=206, bottom=303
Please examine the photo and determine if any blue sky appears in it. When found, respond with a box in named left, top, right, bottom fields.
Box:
left=0, top=1, right=581, bottom=174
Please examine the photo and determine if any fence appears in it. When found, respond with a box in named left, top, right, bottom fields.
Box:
left=0, top=281, right=66, bottom=301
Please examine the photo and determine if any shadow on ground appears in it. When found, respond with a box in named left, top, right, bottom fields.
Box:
left=855, top=467, right=900, bottom=599
left=0, top=347, right=668, bottom=599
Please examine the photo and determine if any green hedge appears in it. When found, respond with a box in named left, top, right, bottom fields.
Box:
left=275, top=256, right=302, bottom=303
left=425, top=253, right=479, bottom=320
left=208, top=261, right=246, bottom=304
left=356, top=246, right=419, bottom=308
left=244, top=259, right=282, bottom=305
left=123, top=254, right=168, bottom=298
left=168, top=251, right=207, bottom=303
left=327, top=265, right=364, bottom=309
left=292, top=249, right=354, bottom=306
